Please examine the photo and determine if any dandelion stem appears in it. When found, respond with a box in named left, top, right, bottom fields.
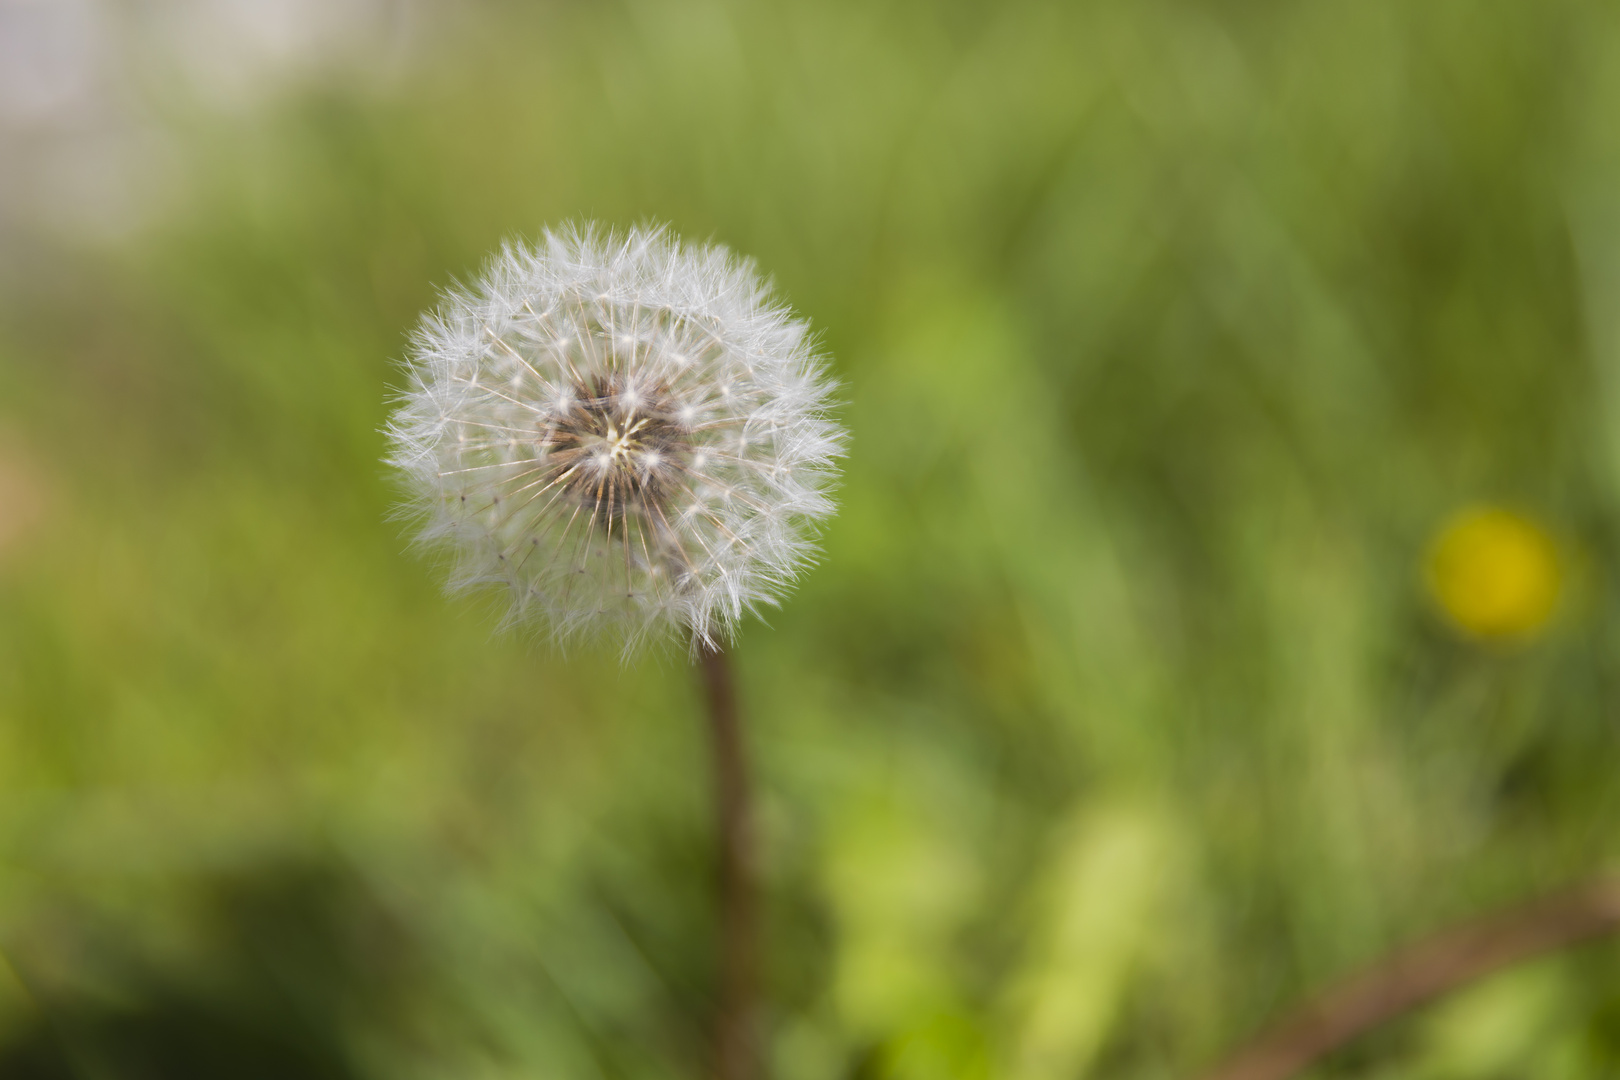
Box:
left=698, top=641, right=759, bottom=1080
left=1197, top=875, right=1620, bottom=1080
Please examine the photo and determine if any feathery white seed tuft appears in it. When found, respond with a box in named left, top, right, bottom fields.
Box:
left=386, top=224, right=846, bottom=650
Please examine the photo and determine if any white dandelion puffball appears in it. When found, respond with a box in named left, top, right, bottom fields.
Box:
left=387, top=224, right=845, bottom=648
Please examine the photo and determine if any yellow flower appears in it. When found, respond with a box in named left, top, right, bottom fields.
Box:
left=1426, top=506, right=1560, bottom=640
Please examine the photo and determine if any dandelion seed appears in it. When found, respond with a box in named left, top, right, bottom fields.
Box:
left=386, top=223, right=845, bottom=649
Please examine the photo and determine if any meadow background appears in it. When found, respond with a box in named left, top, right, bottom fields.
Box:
left=3, top=1, right=1620, bottom=1077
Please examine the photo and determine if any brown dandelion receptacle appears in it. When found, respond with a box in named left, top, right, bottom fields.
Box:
left=543, top=375, right=693, bottom=530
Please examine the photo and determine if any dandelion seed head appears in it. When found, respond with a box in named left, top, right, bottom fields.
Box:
left=386, top=223, right=845, bottom=650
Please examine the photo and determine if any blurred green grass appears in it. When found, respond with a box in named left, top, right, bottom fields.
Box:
left=5, top=0, right=1620, bottom=1077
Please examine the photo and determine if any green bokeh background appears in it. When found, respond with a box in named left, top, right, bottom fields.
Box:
left=4, top=1, right=1620, bottom=1077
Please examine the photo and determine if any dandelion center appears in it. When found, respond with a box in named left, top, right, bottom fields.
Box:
left=542, top=375, right=691, bottom=527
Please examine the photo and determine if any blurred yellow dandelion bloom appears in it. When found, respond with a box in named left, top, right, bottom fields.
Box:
left=1425, top=506, right=1560, bottom=640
